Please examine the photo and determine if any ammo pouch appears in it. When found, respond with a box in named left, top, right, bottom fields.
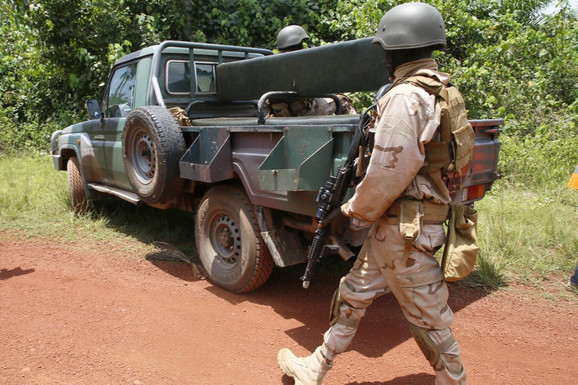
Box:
left=441, top=203, right=479, bottom=282
left=387, top=199, right=449, bottom=249
left=399, top=200, right=423, bottom=243
left=388, top=199, right=449, bottom=231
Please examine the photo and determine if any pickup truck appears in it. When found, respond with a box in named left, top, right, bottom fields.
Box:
left=51, top=39, right=501, bottom=293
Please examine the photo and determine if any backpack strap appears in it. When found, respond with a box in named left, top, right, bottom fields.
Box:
left=404, top=75, right=454, bottom=174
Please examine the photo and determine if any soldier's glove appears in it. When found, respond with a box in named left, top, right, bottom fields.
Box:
left=319, top=208, right=350, bottom=235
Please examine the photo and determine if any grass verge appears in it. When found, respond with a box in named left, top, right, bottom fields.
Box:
left=1, top=153, right=576, bottom=300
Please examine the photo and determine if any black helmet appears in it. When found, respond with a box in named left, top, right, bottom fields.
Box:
left=276, top=25, right=310, bottom=51
left=373, top=2, right=446, bottom=50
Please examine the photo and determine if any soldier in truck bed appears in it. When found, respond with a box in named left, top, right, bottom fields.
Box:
left=277, top=3, right=471, bottom=385
left=268, top=25, right=356, bottom=117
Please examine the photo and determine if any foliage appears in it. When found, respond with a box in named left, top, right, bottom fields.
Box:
left=322, top=0, right=578, bottom=203
left=2, top=0, right=337, bottom=133
left=475, top=179, right=577, bottom=290
left=1, top=1, right=576, bottom=146
left=499, top=133, right=578, bottom=191
left=0, top=4, right=57, bottom=153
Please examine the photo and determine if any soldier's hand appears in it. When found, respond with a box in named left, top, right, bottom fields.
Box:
left=319, top=208, right=350, bottom=234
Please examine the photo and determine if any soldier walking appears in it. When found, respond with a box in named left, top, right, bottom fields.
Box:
left=277, top=3, right=471, bottom=384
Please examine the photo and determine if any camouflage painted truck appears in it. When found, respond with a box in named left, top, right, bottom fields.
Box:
left=50, top=39, right=502, bottom=293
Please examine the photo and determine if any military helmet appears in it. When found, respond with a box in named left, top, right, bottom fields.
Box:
left=373, top=2, right=447, bottom=50
left=276, top=25, right=310, bottom=51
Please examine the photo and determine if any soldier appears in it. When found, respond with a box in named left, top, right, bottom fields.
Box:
left=270, top=25, right=356, bottom=117
left=278, top=3, right=469, bottom=385
left=276, top=25, right=310, bottom=53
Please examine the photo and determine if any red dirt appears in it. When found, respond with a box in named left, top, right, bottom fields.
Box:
left=1, top=232, right=576, bottom=385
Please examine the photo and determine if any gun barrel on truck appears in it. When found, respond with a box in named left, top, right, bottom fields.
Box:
left=50, top=39, right=501, bottom=293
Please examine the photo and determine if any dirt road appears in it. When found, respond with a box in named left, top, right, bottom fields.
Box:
left=1, top=232, right=576, bottom=384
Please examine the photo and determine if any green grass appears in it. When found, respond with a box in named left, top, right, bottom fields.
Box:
left=0, top=154, right=196, bottom=255
left=0, top=154, right=69, bottom=236
left=477, top=188, right=577, bottom=277
left=1, top=153, right=576, bottom=299
left=472, top=181, right=577, bottom=295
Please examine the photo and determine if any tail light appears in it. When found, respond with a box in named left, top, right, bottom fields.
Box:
left=456, top=120, right=502, bottom=204
left=462, top=184, right=486, bottom=202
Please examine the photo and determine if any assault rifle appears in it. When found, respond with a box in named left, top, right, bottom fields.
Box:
left=300, top=103, right=378, bottom=289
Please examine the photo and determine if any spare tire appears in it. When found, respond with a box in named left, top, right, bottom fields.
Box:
left=122, top=106, right=186, bottom=204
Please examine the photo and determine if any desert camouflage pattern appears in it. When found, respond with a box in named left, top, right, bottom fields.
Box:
left=320, top=220, right=465, bottom=384
left=336, top=94, right=357, bottom=115
left=268, top=94, right=356, bottom=117
left=268, top=97, right=334, bottom=117
left=318, top=59, right=466, bottom=384
left=168, top=107, right=191, bottom=126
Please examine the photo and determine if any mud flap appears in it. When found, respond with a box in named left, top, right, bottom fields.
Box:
left=261, top=229, right=306, bottom=267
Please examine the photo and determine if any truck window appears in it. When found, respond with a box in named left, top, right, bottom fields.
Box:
left=166, top=60, right=216, bottom=95
left=105, top=63, right=137, bottom=118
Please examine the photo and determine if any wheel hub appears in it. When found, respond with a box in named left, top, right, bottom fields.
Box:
left=133, top=132, right=155, bottom=182
left=213, top=215, right=241, bottom=264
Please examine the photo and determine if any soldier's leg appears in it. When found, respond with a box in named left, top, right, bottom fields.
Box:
left=374, top=221, right=466, bottom=384
left=278, top=224, right=389, bottom=384
left=410, top=325, right=466, bottom=384
left=320, top=226, right=390, bottom=361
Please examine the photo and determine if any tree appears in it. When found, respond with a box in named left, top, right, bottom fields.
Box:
left=1, top=0, right=576, bottom=165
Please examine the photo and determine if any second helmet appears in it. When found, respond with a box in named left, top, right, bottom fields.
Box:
left=276, top=25, right=310, bottom=51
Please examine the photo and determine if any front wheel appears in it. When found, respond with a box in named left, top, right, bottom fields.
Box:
left=195, top=185, right=274, bottom=293
left=67, top=156, right=88, bottom=213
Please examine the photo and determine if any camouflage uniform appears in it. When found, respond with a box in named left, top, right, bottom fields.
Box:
left=278, top=4, right=467, bottom=384
left=268, top=97, right=336, bottom=117
left=320, top=58, right=466, bottom=384
left=268, top=95, right=356, bottom=117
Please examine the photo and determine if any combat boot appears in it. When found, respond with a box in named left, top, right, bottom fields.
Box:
left=277, top=347, right=332, bottom=385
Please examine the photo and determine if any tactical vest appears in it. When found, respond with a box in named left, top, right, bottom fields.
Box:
left=401, top=76, right=479, bottom=283
left=404, top=75, right=475, bottom=175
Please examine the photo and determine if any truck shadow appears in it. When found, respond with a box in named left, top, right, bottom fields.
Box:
left=205, top=258, right=493, bottom=359
left=90, top=199, right=497, bottom=359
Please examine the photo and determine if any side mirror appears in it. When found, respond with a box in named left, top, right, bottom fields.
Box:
left=86, top=99, right=102, bottom=120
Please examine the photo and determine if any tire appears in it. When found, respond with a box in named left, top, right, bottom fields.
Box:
left=67, top=156, right=88, bottom=213
left=122, top=106, right=186, bottom=204
left=195, top=185, right=274, bottom=293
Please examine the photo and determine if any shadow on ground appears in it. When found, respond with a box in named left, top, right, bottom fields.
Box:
left=88, top=198, right=497, bottom=360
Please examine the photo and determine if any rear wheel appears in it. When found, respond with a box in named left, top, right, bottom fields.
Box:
left=67, top=156, right=88, bottom=213
left=195, top=185, right=274, bottom=293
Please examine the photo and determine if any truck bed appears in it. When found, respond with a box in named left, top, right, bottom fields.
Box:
left=178, top=115, right=501, bottom=216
